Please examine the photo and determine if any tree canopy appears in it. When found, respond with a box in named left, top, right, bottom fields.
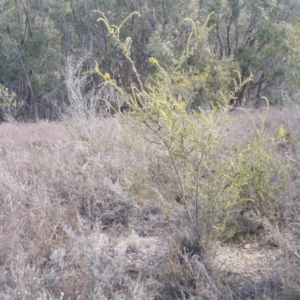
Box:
left=0, top=0, right=299, bottom=121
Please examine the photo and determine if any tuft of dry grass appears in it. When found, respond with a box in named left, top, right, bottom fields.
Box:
left=0, top=106, right=299, bottom=299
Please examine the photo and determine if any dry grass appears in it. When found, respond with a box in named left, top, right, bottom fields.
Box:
left=0, top=106, right=299, bottom=299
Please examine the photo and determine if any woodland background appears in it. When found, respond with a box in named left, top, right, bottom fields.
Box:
left=0, top=0, right=300, bottom=121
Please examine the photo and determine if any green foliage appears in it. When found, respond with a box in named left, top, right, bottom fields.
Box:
left=0, top=83, right=17, bottom=122
left=204, top=0, right=300, bottom=105
left=0, top=0, right=66, bottom=120
left=232, top=115, right=289, bottom=217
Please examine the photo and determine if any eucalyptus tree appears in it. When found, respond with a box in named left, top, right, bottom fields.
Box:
left=202, top=0, right=300, bottom=106
left=0, top=0, right=64, bottom=120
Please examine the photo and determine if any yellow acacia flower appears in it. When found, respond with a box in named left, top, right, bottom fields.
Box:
left=176, top=101, right=186, bottom=112
left=94, top=62, right=110, bottom=80
left=277, top=125, right=285, bottom=138
left=103, top=73, right=110, bottom=80
left=94, top=62, right=102, bottom=76
left=149, top=57, right=158, bottom=65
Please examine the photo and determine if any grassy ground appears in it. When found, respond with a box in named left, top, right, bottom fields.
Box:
left=0, top=106, right=299, bottom=299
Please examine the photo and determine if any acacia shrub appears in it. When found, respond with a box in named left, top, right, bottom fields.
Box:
left=121, top=65, right=288, bottom=248
left=95, top=12, right=289, bottom=251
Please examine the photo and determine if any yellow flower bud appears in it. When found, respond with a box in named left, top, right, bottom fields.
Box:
left=277, top=125, right=285, bottom=138
left=94, top=62, right=101, bottom=76
left=103, top=73, right=110, bottom=80
left=149, top=57, right=158, bottom=65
